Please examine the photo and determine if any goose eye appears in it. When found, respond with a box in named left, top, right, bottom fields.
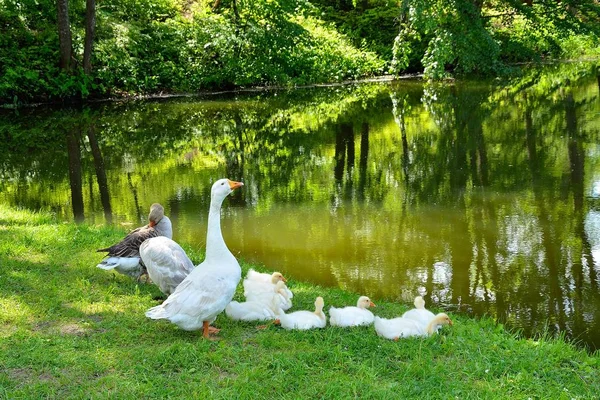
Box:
left=221, top=182, right=225, bottom=185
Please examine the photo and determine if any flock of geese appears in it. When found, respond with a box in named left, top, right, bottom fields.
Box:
left=96, top=178, right=454, bottom=340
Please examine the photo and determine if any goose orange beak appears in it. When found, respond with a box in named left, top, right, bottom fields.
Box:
left=228, top=180, right=244, bottom=190
left=448, top=318, right=454, bottom=326
left=370, top=301, right=376, bottom=307
left=149, top=221, right=157, bottom=227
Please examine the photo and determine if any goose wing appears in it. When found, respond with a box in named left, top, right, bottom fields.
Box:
left=98, top=225, right=159, bottom=258
left=140, top=237, right=195, bottom=295
left=149, top=264, right=239, bottom=324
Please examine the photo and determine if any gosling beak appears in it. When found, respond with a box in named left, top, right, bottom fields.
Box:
left=370, top=301, right=376, bottom=307
left=282, top=276, right=287, bottom=283
left=228, top=180, right=244, bottom=190
left=448, top=318, right=454, bottom=326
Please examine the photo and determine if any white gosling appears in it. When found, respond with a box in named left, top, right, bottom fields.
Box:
left=140, top=236, right=195, bottom=295
left=401, top=296, right=436, bottom=328
left=243, top=271, right=292, bottom=299
left=96, top=203, right=172, bottom=280
left=374, top=313, right=453, bottom=340
left=145, top=179, right=243, bottom=339
left=329, top=296, right=376, bottom=328
left=275, top=296, right=326, bottom=331
left=246, top=269, right=287, bottom=284
left=245, top=281, right=293, bottom=311
left=225, top=295, right=280, bottom=322
left=246, top=269, right=294, bottom=299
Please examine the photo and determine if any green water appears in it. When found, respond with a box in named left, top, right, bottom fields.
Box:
left=2, top=61, right=600, bottom=349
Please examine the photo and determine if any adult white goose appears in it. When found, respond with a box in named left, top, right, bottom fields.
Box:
left=374, top=313, right=453, bottom=340
left=275, top=296, right=326, bottom=330
left=245, top=281, right=293, bottom=311
left=140, top=237, right=195, bottom=295
left=329, top=296, right=376, bottom=328
left=401, top=296, right=436, bottom=327
left=145, top=178, right=243, bottom=338
left=96, top=203, right=172, bottom=280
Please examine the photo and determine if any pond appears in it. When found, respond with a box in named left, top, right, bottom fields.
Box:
left=2, top=61, right=600, bottom=349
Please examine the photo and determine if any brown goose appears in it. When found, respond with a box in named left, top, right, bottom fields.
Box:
left=96, top=203, right=173, bottom=280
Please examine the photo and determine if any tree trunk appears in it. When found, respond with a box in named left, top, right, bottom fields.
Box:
left=57, top=0, right=72, bottom=71
left=83, top=0, right=96, bottom=75
left=87, top=124, right=112, bottom=222
left=66, top=129, right=84, bottom=222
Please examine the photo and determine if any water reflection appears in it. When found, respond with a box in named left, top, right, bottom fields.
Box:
left=1, top=62, right=600, bottom=349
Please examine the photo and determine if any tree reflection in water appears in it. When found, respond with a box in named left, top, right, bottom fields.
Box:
left=1, top=61, right=600, bottom=349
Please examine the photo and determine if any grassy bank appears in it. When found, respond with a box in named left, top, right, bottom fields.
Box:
left=1, top=204, right=599, bottom=399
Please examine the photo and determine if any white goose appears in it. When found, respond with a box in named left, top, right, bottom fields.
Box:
left=329, top=296, right=376, bottom=328
left=97, top=203, right=172, bottom=280
left=401, top=296, right=436, bottom=327
left=245, top=281, right=293, bottom=311
left=374, top=313, right=453, bottom=340
left=275, top=296, right=326, bottom=330
left=139, top=237, right=195, bottom=295
left=145, top=178, right=243, bottom=338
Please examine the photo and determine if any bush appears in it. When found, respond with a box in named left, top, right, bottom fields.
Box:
left=0, top=0, right=386, bottom=104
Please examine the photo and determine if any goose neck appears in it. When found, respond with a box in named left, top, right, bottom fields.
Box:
left=205, top=199, right=229, bottom=260
left=426, top=319, right=439, bottom=335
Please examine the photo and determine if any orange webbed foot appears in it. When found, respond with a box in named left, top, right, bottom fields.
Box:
left=202, top=321, right=221, bottom=339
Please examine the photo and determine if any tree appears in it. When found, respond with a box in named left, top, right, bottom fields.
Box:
left=392, top=0, right=600, bottom=79
left=56, top=0, right=72, bottom=71
left=84, top=0, right=96, bottom=75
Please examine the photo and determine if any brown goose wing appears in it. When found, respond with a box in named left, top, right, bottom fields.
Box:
left=98, top=225, right=159, bottom=257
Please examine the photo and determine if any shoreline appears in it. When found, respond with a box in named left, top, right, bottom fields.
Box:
left=3, top=56, right=599, bottom=109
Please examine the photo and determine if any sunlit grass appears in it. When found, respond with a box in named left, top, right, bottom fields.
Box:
left=1, top=204, right=599, bottom=398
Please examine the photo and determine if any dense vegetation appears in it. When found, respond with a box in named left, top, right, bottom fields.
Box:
left=1, top=204, right=600, bottom=398
left=0, top=0, right=599, bottom=104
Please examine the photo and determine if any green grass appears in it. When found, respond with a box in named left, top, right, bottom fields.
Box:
left=1, top=204, right=599, bottom=399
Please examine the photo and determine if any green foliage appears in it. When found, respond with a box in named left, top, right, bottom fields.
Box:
left=0, top=0, right=385, bottom=104
left=392, top=0, right=504, bottom=79
left=391, top=0, right=600, bottom=80
left=309, top=2, right=401, bottom=63
left=1, top=0, right=599, bottom=102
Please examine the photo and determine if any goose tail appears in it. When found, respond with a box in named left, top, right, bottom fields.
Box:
left=145, top=304, right=168, bottom=320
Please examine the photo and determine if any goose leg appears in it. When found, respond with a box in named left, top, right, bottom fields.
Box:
left=138, top=271, right=151, bottom=284
left=202, top=321, right=220, bottom=338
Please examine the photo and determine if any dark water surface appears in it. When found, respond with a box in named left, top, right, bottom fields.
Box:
left=2, top=62, right=600, bottom=349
